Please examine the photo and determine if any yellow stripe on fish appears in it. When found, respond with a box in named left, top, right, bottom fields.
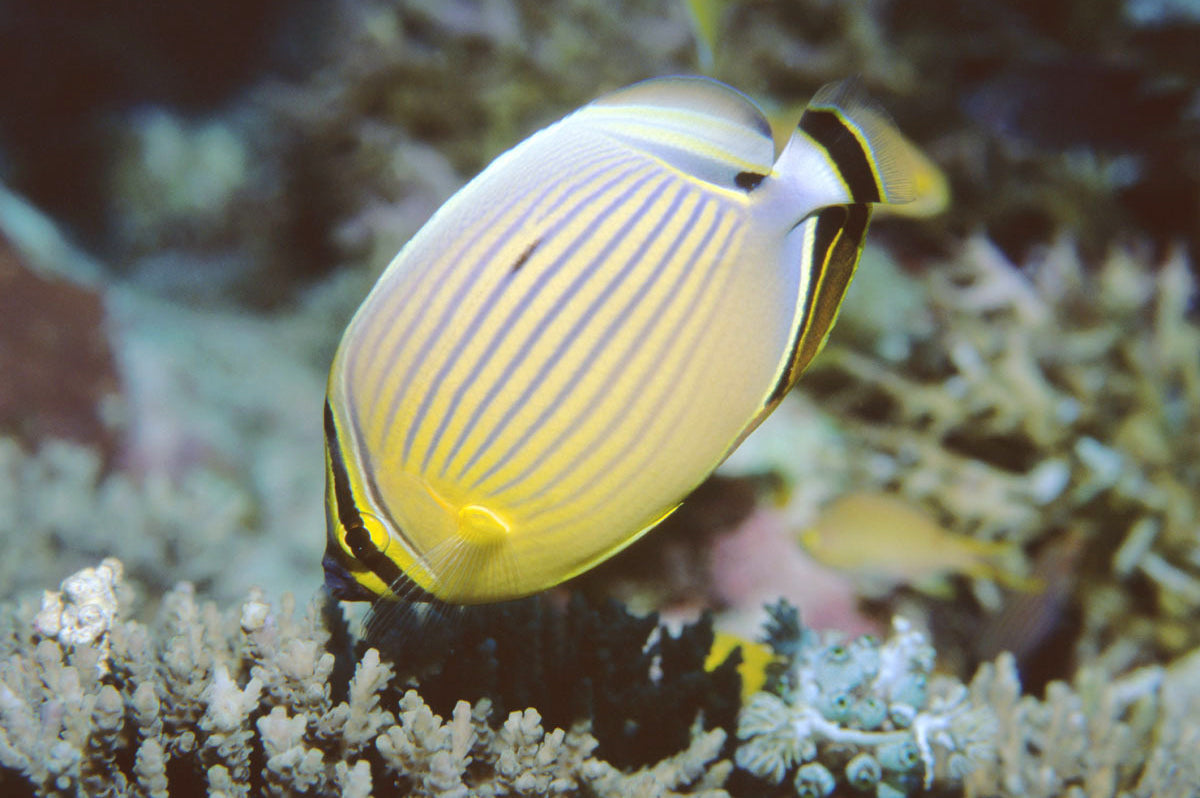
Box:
left=323, top=76, right=925, bottom=605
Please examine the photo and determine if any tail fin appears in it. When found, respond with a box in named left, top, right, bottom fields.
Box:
left=796, top=78, right=920, bottom=207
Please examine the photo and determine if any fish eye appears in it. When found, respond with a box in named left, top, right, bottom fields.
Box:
left=341, top=511, right=391, bottom=562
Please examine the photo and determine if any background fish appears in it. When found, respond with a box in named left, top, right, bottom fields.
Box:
left=798, top=491, right=1040, bottom=598
left=324, top=76, right=924, bottom=605
left=682, top=0, right=729, bottom=72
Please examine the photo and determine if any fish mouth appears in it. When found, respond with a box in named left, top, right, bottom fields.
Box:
left=321, top=537, right=378, bottom=602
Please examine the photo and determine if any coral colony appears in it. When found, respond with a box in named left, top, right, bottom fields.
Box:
left=735, top=602, right=995, bottom=797
left=5, top=561, right=1199, bottom=796
left=1, top=561, right=734, bottom=797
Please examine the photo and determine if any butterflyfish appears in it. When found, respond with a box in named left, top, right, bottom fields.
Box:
left=323, top=76, right=924, bottom=606
left=682, top=0, right=728, bottom=72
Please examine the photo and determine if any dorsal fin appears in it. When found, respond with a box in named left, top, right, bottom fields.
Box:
left=573, top=76, right=775, bottom=190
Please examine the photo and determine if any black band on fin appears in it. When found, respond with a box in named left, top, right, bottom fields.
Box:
left=800, top=109, right=881, bottom=204
left=325, top=401, right=365, bottom=533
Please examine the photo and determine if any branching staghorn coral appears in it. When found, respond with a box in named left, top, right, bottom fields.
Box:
left=0, top=560, right=735, bottom=798
left=963, top=647, right=1200, bottom=797
left=0, top=438, right=257, bottom=603
left=5, top=562, right=1200, bottom=797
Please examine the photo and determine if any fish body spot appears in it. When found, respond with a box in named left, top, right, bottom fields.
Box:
left=458, top=504, right=511, bottom=547
left=735, top=170, right=766, bottom=190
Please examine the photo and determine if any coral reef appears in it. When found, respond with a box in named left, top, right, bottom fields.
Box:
left=734, top=602, right=995, bottom=796
left=0, top=0, right=313, bottom=244
left=10, top=0, right=1196, bottom=303
left=802, top=235, right=1200, bottom=674
left=0, top=237, right=120, bottom=457
left=1, top=1, right=1199, bottom=796
left=0, top=561, right=734, bottom=798
left=730, top=601, right=1200, bottom=798
left=963, top=648, right=1200, bottom=798
left=6, top=563, right=1200, bottom=797
left=364, top=594, right=742, bottom=771
left=0, top=189, right=353, bottom=605
left=0, top=434, right=274, bottom=606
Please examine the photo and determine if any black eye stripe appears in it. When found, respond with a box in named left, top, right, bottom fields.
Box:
left=324, top=400, right=439, bottom=603
left=799, top=109, right=881, bottom=204
left=325, top=401, right=408, bottom=589
left=325, top=401, right=366, bottom=533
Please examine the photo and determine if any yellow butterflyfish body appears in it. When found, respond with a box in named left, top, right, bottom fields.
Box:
left=323, top=77, right=923, bottom=605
